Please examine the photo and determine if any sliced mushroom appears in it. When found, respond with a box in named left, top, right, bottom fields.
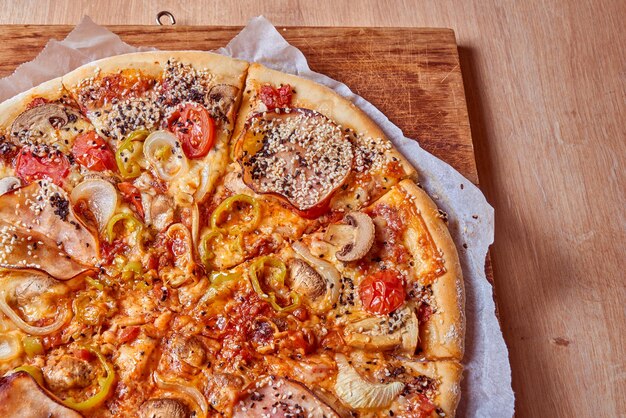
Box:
left=233, top=377, right=339, bottom=418
left=343, top=304, right=419, bottom=354
left=207, top=84, right=239, bottom=122
left=11, top=103, right=73, bottom=137
left=0, top=221, right=96, bottom=280
left=325, top=211, right=375, bottom=262
left=0, top=177, right=20, bottom=196
left=43, top=355, right=94, bottom=392
left=138, top=398, right=191, bottom=418
left=290, top=242, right=341, bottom=314
left=287, top=258, right=326, bottom=299
left=334, top=354, right=404, bottom=410
left=0, top=371, right=82, bottom=418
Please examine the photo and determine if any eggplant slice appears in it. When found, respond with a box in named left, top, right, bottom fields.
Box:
left=233, top=377, right=339, bottom=417
left=0, top=371, right=82, bottom=418
left=236, top=109, right=353, bottom=212
left=0, top=182, right=99, bottom=266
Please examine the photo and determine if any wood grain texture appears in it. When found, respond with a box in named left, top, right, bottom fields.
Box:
left=0, top=1, right=624, bottom=417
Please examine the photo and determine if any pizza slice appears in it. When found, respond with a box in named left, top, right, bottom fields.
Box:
left=295, top=179, right=465, bottom=360
left=62, top=51, right=249, bottom=206
left=231, top=63, right=416, bottom=219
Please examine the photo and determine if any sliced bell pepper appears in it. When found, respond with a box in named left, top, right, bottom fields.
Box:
left=210, top=194, right=261, bottom=234
left=200, top=230, right=243, bottom=272
left=115, top=129, right=148, bottom=179
left=249, top=256, right=300, bottom=312
left=106, top=212, right=143, bottom=244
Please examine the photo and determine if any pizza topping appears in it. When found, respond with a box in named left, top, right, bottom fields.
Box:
left=117, top=181, right=144, bottom=219
left=207, top=84, right=239, bottom=122
left=105, top=212, right=143, bottom=246
left=0, top=222, right=95, bottom=280
left=143, top=130, right=189, bottom=180
left=249, top=256, right=301, bottom=312
left=153, top=372, right=208, bottom=418
left=0, top=176, right=21, bottom=196
left=11, top=103, right=72, bottom=140
left=359, top=270, right=406, bottom=315
left=334, top=354, right=404, bottom=409
left=233, top=377, right=339, bottom=418
left=259, top=84, right=293, bottom=109
left=325, top=211, right=375, bottom=262
left=0, top=334, right=21, bottom=362
left=290, top=241, right=341, bottom=314
left=138, top=398, right=191, bottom=418
left=0, top=371, right=82, bottom=418
left=210, top=194, right=261, bottom=235
left=0, top=181, right=99, bottom=265
left=169, top=103, right=216, bottom=159
left=15, top=145, right=70, bottom=186
left=52, top=347, right=115, bottom=411
left=237, top=109, right=353, bottom=213
left=343, top=304, right=419, bottom=354
left=116, top=129, right=148, bottom=179
left=0, top=288, right=71, bottom=336
left=70, top=178, right=119, bottom=232
left=43, top=355, right=94, bottom=392
left=71, top=131, right=117, bottom=172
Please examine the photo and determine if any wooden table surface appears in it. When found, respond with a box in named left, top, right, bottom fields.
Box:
left=1, top=1, right=624, bottom=417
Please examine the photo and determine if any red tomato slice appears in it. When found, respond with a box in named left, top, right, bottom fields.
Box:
left=259, top=84, right=293, bottom=109
left=170, top=103, right=215, bottom=159
left=118, top=182, right=144, bottom=219
left=358, top=270, right=406, bottom=315
left=71, top=131, right=117, bottom=172
left=15, top=147, right=70, bottom=185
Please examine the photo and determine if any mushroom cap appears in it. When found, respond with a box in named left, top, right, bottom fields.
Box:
left=138, top=398, right=191, bottom=418
left=11, top=103, right=71, bottom=137
left=334, top=211, right=376, bottom=262
left=207, top=84, right=239, bottom=122
left=287, top=258, right=326, bottom=300
left=0, top=371, right=82, bottom=418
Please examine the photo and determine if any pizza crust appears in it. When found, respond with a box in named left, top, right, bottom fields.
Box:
left=61, top=51, right=249, bottom=91
left=397, top=179, right=466, bottom=360
left=404, top=360, right=463, bottom=416
left=0, top=77, right=66, bottom=131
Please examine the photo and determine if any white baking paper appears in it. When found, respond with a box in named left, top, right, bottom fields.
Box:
left=0, top=15, right=514, bottom=417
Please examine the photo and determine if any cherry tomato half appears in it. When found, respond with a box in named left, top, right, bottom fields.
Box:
left=358, top=270, right=406, bottom=315
left=15, top=147, right=70, bottom=186
left=71, top=131, right=117, bottom=172
left=169, top=103, right=215, bottom=159
left=259, top=84, right=293, bottom=109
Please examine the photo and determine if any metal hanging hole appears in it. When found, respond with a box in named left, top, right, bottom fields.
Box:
left=156, top=11, right=176, bottom=26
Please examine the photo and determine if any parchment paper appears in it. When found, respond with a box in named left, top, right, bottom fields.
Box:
left=0, top=16, right=514, bottom=417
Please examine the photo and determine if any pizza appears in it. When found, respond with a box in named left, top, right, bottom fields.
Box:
left=0, top=52, right=465, bottom=418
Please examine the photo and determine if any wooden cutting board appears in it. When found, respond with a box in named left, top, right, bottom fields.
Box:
left=0, top=25, right=490, bottom=282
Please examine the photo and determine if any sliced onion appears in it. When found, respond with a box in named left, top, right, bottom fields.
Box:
left=70, top=178, right=118, bottom=232
left=0, top=290, right=71, bottom=336
left=292, top=241, right=340, bottom=311
left=0, top=333, right=22, bottom=361
left=0, top=177, right=20, bottom=196
left=191, top=203, right=199, bottom=248
left=154, top=372, right=208, bottom=418
left=334, top=354, right=404, bottom=409
left=144, top=130, right=189, bottom=181
left=193, top=165, right=211, bottom=202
